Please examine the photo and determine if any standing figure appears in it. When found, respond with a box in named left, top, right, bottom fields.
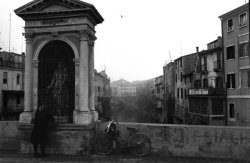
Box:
left=30, top=104, right=50, bottom=157
left=47, top=61, right=70, bottom=116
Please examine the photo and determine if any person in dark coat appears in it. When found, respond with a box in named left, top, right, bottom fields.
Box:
left=30, top=104, right=50, bottom=157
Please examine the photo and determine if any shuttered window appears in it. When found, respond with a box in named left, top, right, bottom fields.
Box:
left=227, top=73, right=235, bottom=89
left=239, top=42, right=249, bottom=58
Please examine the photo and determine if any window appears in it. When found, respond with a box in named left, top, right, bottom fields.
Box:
left=228, top=103, right=235, bottom=120
left=16, top=74, right=20, bottom=85
left=227, top=73, right=235, bottom=89
left=216, top=77, right=223, bottom=88
left=227, top=19, right=234, bottom=32
left=180, top=72, right=183, bottom=82
left=176, top=74, right=177, bottom=83
left=239, top=13, right=247, bottom=27
left=203, top=56, right=207, bottom=71
left=240, top=69, right=250, bottom=88
left=189, top=98, right=208, bottom=115
left=180, top=58, right=183, bottom=67
left=239, top=42, right=249, bottom=58
left=212, top=99, right=223, bottom=115
left=203, top=79, right=208, bottom=88
left=177, top=88, right=179, bottom=98
left=226, top=45, right=235, bottom=60
left=181, top=88, right=183, bottom=99
left=184, top=89, right=187, bottom=100
left=194, top=80, right=201, bottom=89
left=3, top=72, right=7, bottom=84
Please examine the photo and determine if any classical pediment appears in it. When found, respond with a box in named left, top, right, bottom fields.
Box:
left=41, top=4, right=69, bottom=12
left=15, top=0, right=104, bottom=24
left=15, top=0, right=88, bottom=13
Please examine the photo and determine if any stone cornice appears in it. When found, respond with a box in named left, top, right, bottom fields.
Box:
left=15, top=0, right=104, bottom=25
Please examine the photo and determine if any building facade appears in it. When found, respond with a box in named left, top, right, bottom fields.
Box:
left=94, top=70, right=111, bottom=120
left=0, top=51, right=25, bottom=120
left=152, top=75, right=164, bottom=122
left=219, top=3, right=249, bottom=126
left=163, top=62, right=175, bottom=124
left=188, top=37, right=227, bottom=126
left=111, top=79, right=136, bottom=97
left=175, top=53, right=197, bottom=124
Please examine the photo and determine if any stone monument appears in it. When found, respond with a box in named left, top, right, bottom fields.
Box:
left=15, top=0, right=103, bottom=155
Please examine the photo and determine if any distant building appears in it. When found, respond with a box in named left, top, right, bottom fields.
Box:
left=0, top=51, right=25, bottom=120
left=219, top=3, right=249, bottom=126
left=152, top=76, right=164, bottom=122
left=163, top=62, right=175, bottom=124
left=188, top=37, right=226, bottom=126
left=94, top=70, right=111, bottom=120
left=111, top=79, right=136, bottom=97
left=175, top=53, right=197, bottom=124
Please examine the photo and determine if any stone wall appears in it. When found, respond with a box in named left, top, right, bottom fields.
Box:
left=1, top=121, right=250, bottom=160
left=0, top=121, right=19, bottom=151
left=96, top=122, right=250, bottom=160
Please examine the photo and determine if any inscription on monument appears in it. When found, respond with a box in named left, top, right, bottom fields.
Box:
left=41, top=19, right=68, bottom=26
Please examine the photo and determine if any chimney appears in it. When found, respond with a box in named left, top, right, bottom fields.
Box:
left=196, top=47, right=199, bottom=53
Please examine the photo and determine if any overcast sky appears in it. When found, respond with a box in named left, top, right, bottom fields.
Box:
left=0, top=0, right=248, bottom=82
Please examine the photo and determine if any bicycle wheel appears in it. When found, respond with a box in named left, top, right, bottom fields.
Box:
left=93, top=132, right=113, bottom=155
left=128, top=133, right=151, bottom=156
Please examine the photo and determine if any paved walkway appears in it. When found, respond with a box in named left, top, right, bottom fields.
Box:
left=0, top=150, right=249, bottom=163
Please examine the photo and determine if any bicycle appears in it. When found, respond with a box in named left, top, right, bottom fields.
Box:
left=93, top=120, right=151, bottom=157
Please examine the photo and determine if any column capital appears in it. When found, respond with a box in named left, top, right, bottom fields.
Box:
left=88, top=41, right=95, bottom=46
left=88, top=34, right=96, bottom=46
left=79, top=30, right=90, bottom=41
left=23, top=32, right=34, bottom=43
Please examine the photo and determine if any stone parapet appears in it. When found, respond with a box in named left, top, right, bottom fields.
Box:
left=18, top=123, right=95, bottom=155
left=96, top=122, right=250, bottom=160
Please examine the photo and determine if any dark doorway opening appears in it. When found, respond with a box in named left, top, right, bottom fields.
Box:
left=38, top=40, right=75, bottom=123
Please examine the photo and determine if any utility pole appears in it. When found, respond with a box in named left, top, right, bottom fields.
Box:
left=0, top=32, right=2, bottom=51
left=8, top=14, right=11, bottom=53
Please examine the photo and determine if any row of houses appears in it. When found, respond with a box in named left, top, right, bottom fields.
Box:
left=153, top=3, right=249, bottom=126
left=0, top=51, right=111, bottom=121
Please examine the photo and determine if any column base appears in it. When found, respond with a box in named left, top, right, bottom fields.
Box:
left=74, top=111, right=93, bottom=125
left=19, top=112, right=32, bottom=123
left=91, top=110, right=99, bottom=122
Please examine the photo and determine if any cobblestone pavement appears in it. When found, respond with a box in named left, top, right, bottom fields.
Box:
left=0, top=150, right=249, bottom=163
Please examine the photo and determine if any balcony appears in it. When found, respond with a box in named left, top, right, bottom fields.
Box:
left=196, top=65, right=208, bottom=74
left=188, top=87, right=226, bottom=96
left=213, top=61, right=223, bottom=72
left=0, top=60, right=23, bottom=69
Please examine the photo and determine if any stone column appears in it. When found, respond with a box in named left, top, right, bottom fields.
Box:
left=32, top=60, right=39, bottom=117
left=19, top=33, right=33, bottom=123
left=89, top=39, right=98, bottom=121
left=73, top=59, right=80, bottom=124
left=74, top=30, right=92, bottom=125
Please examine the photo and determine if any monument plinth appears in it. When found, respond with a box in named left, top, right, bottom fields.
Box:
left=15, top=0, right=103, bottom=155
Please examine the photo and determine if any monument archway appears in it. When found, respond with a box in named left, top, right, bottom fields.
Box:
left=38, top=40, right=75, bottom=123
left=15, top=0, right=104, bottom=155
left=15, top=0, right=104, bottom=126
